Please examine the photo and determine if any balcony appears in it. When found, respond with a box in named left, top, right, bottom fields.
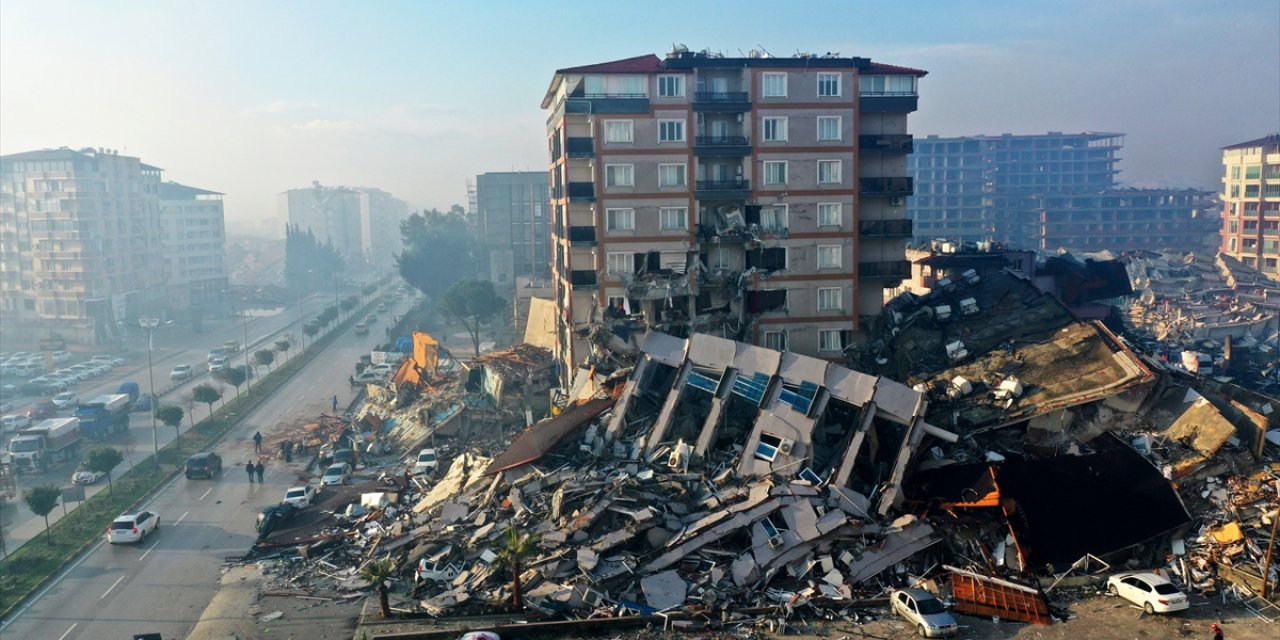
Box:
left=567, top=182, right=596, bottom=203
left=567, top=226, right=596, bottom=246
left=696, top=179, right=751, bottom=200
left=859, top=177, right=914, bottom=197
left=858, top=93, right=919, bottom=113
left=569, top=270, right=599, bottom=290
left=858, top=219, right=913, bottom=238
left=858, top=134, right=914, bottom=155
left=566, top=95, right=650, bottom=115
left=858, top=260, right=912, bottom=281
left=693, top=92, right=751, bottom=113
left=566, top=137, right=594, bottom=159
left=694, top=135, right=751, bottom=157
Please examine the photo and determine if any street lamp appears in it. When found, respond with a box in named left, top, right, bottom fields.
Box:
left=138, top=317, right=160, bottom=463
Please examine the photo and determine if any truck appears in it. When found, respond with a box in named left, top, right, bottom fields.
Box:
left=74, top=394, right=132, bottom=439
left=117, top=381, right=140, bottom=405
left=8, top=417, right=81, bottom=471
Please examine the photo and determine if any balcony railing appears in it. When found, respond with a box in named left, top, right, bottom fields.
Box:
left=567, top=226, right=596, bottom=246
left=858, top=219, right=913, bottom=237
left=695, top=91, right=748, bottom=102
left=858, top=134, right=914, bottom=155
left=567, top=182, right=596, bottom=202
left=696, top=179, right=751, bottom=199
left=859, top=177, right=914, bottom=196
left=694, top=135, right=751, bottom=157
left=566, top=137, right=594, bottom=158
left=569, top=270, right=599, bottom=289
left=693, top=92, right=751, bottom=113
left=858, top=260, right=912, bottom=280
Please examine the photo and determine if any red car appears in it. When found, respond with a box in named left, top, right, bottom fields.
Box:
left=27, top=401, right=58, bottom=420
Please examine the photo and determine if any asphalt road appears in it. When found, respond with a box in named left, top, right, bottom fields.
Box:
left=0, top=296, right=405, bottom=640
left=0, top=294, right=349, bottom=550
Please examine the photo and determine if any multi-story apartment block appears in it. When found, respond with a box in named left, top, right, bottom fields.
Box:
left=1220, top=134, right=1280, bottom=275
left=475, top=171, right=551, bottom=286
left=160, top=181, right=228, bottom=317
left=543, top=49, right=925, bottom=378
left=279, top=182, right=408, bottom=273
left=0, top=147, right=166, bottom=345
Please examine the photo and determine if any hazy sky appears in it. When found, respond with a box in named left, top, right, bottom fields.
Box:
left=2, top=0, right=1277, bottom=236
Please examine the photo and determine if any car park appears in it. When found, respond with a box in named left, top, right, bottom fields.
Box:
left=890, top=588, right=959, bottom=638
left=107, top=510, right=159, bottom=544
left=170, top=364, right=193, bottom=381
left=1106, top=572, right=1189, bottom=614
left=282, top=485, right=317, bottom=508
left=51, top=350, right=72, bottom=364
left=321, top=462, right=352, bottom=485
left=2, top=414, right=32, bottom=432
left=184, top=452, right=223, bottom=479
left=52, top=392, right=79, bottom=409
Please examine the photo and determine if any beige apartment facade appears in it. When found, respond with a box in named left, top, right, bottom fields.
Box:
left=543, top=50, right=924, bottom=378
left=1220, top=134, right=1280, bottom=275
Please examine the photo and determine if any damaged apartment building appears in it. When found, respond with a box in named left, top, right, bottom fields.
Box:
left=543, top=47, right=926, bottom=384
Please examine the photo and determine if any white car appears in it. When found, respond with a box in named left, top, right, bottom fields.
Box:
left=1106, top=572, right=1189, bottom=614
left=890, top=589, right=959, bottom=637
left=320, top=462, right=352, bottom=486
left=209, top=356, right=229, bottom=372
left=107, top=510, right=160, bottom=544
left=282, top=485, right=317, bottom=508
left=353, top=370, right=388, bottom=384
left=72, top=469, right=105, bottom=485
left=52, top=391, right=79, bottom=409
left=0, top=401, right=12, bottom=413
left=170, top=364, right=193, bottom=381
left=412, top=448, right=438, bottom=476
left=2, top=414, right=32, bottom=432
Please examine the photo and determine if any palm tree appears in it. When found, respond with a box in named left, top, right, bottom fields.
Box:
left=494, top=528, right=540, bottom=610
left=360, top=559, right=396, bottom=618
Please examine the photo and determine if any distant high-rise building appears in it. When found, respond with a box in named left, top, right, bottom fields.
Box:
left=0, top=147, right=167, bottom=345
left=278, top=182, right=408, bottom=273
left=543, top=49, right=924, bottom=378
left=1219, top=134, right=1280, bottom=275
left=909, top=132, right=1215, bottom=251
left=160, top=181, right=229, bottom=317
left=474, top=171, right=551, bottom=286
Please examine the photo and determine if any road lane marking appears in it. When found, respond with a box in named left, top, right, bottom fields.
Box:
left=0, top=538, right=106, bottom=630
left=199, top=487, right=213, bottom=501
left=139, top=541, right=159, bottom=562
left=174, top=511, right=190, bottom=525
left=100, top=575, right=125, bottom=600
left=56, top=624, right=77, bottom=640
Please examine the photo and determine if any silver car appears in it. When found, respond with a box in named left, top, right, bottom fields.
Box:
left=890, top=588, right=958, bottom=637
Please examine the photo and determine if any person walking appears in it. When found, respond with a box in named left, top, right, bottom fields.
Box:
left=245, top=461, right=255, bottom=484
left=255, top=461, right=265, bottom=483
left=332, top=395, right=339, bottom=413
left=253, top=431, right=262, bottom=453
left=1211, top=622, right=1224, bottom=640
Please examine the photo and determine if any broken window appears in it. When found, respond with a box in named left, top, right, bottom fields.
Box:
left=779, top=380, right=820, bottom=415
left=755, top=432, right=793, bottom=461
left=687, top=366, right=723, bottom=395
left=819, top=330, right=851, bottom=352
left=745, top=289, right=787, bottom=313
left=731, top=371, right=771, bottom=406
left=746, top=247, right=787, bottom=271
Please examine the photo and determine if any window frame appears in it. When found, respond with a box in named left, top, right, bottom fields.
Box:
left=817, top=286, right=842, bottom=311
left=817, top=159, right=842, bottom=185
left=659, top=206, right=687, bottom=230
left=817, top=244, right=842, bottom=269
left=763, top=160, right=788, bottom=185
left=604, top=164, right=635, bottom=188
left=605, top=207, right=635, bottom=231
left=605, top=251, right=633, bottom=275
left=817, top=116, right=842, bottom=142
left=657, top=75, right=685, bottom=98
left=658, top=119, right=686, bottom=143
left=760, top=204, right=788, bottom=231
left=658, top=163, right=688, bottom=187
left=762, top=72, right=788, bottom=98
left=817, top=202, right=842, bottom=226
left=817, top=72, right=841, bottom=97
left=763, top=330, right=788, bottom=352
left=603, top=120, right=634, bottom=144
left=762, top=116, right=789, bottom=142
left=818, top=329, right=843, bottom=352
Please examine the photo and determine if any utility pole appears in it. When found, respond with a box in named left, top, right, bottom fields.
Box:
left=139, top=318, right=160, bottom=464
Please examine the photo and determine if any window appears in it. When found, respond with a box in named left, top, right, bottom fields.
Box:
left=761, top=205, right=787, bottom=231
left=818, top=287, right=842, bottom=311
left=818, top=203, right=842, bottom=226
left=604, top=120, right=633, bottom=143
left=763, top=160, right=788, bottom=185
left=660, top=207, right=687, bottom=230
left=817, top=116, right=841, bottom=141
left=859, top=75, right=916, bottom=95
left=709, top=247, right=732, bottom=269
left=817, top=160, right=842, bottom=184
left=658, top=75, right=684, bottom=98
left=607, top=296, right=627, bottom=311
left=754, top=433, right=786, bottom=461
left=1231, top=166, right=1241, bottom=179
left=658, top=120, right=686, bottom=143
left=817, top=73, right=840, bottom=97
left=763, top=331, right=788, bottom=352
left=605, top=164, right=634, bottom=188
left=817, top=244, right=842, bottom=268
left=1245, top=165, right=1261, bottom=179
left=762, top=73, right=787, bottom=97
left=762, top=117, right=788, bottom=142
left=819, top=329, right=847, bottom=352
left=658, top=163, right=687, bottom=187
left=605, top=208, right=635, bottom=231
left=606, top=252, right=632, bottom=275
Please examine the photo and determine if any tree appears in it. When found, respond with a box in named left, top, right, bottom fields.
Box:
left=493, top=528, right=539, bottom=611
left=438, top=279, right=505, bottom=357
left=255, top=349, right=275, bottom=372
left=303, top=322, right=319, bottom=339
left=360, top=559, right=396, bottom=618
left=86, top=447, right=124, bottom=493
left=217, top=366, right=248, bottom=400
left=396, top=208, right=477, bottom=304
left=155, top=405, right=184, bottom=449
left=192, top=384, right=222, bottom=419
left=275, top=339, right=291, bottom=363
left=23, top=485, right=60, bottom=545
left=284, top=223, right=344, bottom=293
left=339, top=296, right=357, bottom=313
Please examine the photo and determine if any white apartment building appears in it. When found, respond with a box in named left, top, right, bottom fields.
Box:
left=279, top=181, right=408, bottom=273
left=160, top=181, right=229, bottom=317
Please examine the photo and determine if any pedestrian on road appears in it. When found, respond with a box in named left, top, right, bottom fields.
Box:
left=253, top=431, right=262, bottom=453
left=245, top=461, right=255, bottom=484
left=255, top=461, right=265, bottom=483
left=348, top=375, right=355, bottom=389
left=332, top=395, right=339, bottom=412
left=1211, top=622, right=1224, bottom=640
left=284, top=440, right=294, bottom=463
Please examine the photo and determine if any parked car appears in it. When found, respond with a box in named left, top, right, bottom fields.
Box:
left=332, top=449, right=356, bottom=466
left=51, top=350, right=72, bottom=364
left=51, top=391, right=79, bottom=409
left=1106, top=572, right=1189, bottom=614
left=170, top=364, right=193, bottom=381
left=2, top=414, right=32, bottom=432
left=282, top=485, right=317, bottom=509
left=107, top=510, right=160, bottom=544
left=353, top=370, right=388, bottom=384
left=185, top=452, right=223, bottom=479
left=412, top=448, right=438, bottom=475
left=320, top=462, right=352, bottom=485
left=72, top=465, right=105, bottom=485
left=890, top=588, right=959, bottom=638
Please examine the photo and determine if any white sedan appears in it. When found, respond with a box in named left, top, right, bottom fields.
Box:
left=107, top=510, right=160, bottom=544
left=2, top=414, right=32, bottom=432
left=282, top=485, right=317, bottom=508
left=320, top=462, right=352, bottom=486
left=1106, top=572, right=1189, bottom=614
left=72, top=469, right=105, bottom=485
left=51, top=391, right=79, bottom=409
